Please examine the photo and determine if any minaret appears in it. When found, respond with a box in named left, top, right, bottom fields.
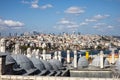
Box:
left=67, top=50, right=70, bottom=63
left=74, top=50, right=77, bottom=68
left=26, top=48, right=32, bottom=58
left=0, top=38, right=5, bottom=53
left=42, top=49, right=46, bottom=60
left=58, top=51, right=62, bottom=62
left=111, top=49, right=115, bottom=64
left=100, top=51, right=104, bottom=68
left=54, top=51, right=58, bottom=60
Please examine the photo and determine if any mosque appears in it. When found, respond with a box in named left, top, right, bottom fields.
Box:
left=0, top=38, right=120, bottom=80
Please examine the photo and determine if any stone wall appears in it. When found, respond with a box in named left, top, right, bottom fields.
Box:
left=0, top=75, right=119, bottom=80
left=70, top=70, right=112, bottom=78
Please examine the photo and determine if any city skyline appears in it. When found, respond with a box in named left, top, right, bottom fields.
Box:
left=0, top=0, right=120, bottom=36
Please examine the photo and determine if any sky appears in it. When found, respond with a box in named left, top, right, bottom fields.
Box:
left=0, top=0, right=120, bottom=36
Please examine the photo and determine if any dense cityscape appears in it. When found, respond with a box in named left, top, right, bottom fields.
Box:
left=2, top=32, right=120, bottom=52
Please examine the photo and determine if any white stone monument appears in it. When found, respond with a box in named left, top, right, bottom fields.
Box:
left=42, top=49, right=46, bottom=60
left=35, top=49, right=40, bottom=59
left=111, top=49, right=115, bottom=64
left=26, top=48, right=32, bottom=58
left=67, top=50, right=70, bottom=63
left=54, top=51, right=58, bottom=60
left=42, top=43, right=46, bottom=49
left=0, top=38, right=5, bottom=53
left=74, top=50, right=77, bottom=68
left=32, top=49, right=36, bottom=55
left=14, top=43, right=20, bottom=54
left=100, top=51, right=104, bottom=68
left=58, top=51, right=62, bottom=62
left=119, top=50, right=120, bottom=61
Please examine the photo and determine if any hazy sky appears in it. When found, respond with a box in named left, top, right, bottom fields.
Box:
left=0, top=0, right=120, bottom=35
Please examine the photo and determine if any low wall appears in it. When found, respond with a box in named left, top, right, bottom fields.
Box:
left=70, top=70, right=112, bottom=78
left=0, top=75, right=119, bottom=80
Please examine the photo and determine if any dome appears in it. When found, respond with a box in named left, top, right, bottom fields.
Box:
left=30, top=57, right=46, bottom=71
left=11, top=54, right=35, bottom=71
left=1, top=52, right=16, bottom=66
left=0, top=52, right=20, bottom=71
left=104, top=58, right=109, bottom=67
left=1, top=52, right=15, bottom=65
left=54, top=60, right=63, bottom=69
left=91, top=56, right=100, bottom=67
left=6, top=54, right=16, bottom=65
left=78, top=56, right=89, bottom=68
left=91, top=56, right=110, bottom=68
left=48, top=59, right=62, bottom=70
left=40, top=60, right=54, bottom=70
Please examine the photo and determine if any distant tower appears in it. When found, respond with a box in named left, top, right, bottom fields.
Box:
left=0, top=38, right=6, bottom=53
left=9, top=33, right=12, bottom=37
left=74, top=50, right=77, bottom=68
left=14, top=33, right=17, bottom=37
left=100, top=51, right=104, bottom=68
left=67, top=50, right=70, bottom=63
